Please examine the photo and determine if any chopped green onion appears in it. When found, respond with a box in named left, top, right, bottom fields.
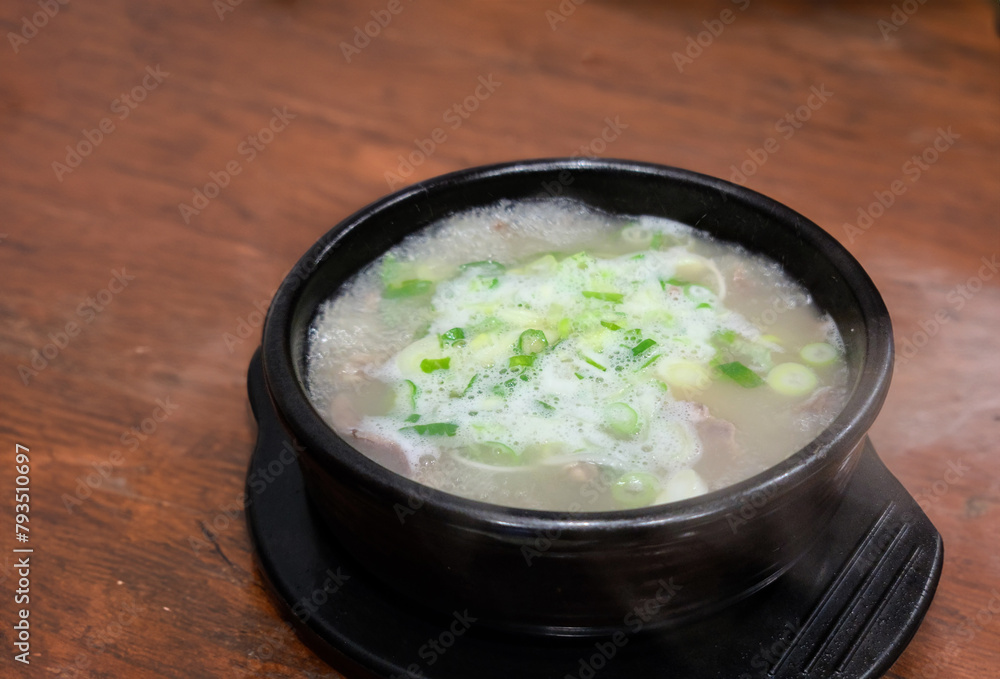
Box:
left=460, top=260, right=506, bottom=275
left=461, top=374, right=479, bottom=396
left=404, top=413, right=420, bottom=423
left=684, top=284, right=714, bottom=303
left=557, top=318, right=573, bottom=339
left=574, top=372, right=585, bottom=380
left=716, top=361, right=764, bottom=388
left=383, top=279, right=434, bottom=298
left=766, top=362, right=818, bottom=396
left=463, top=441, right=520, bottom=466
left=495, top=373, right=528, bottom=395
left=400, top=422, right=458, bottom=436
left=582, top=291, right=624, bottom=304
left=612, top=472, right=662, bottom=508
left=420, top=357, right=451, bottom=373
left=517, top=329, right=549, bottom=354
left=535, top=400, right=555, bottom=412
left=651, top=232, right=663, bottom=249
left=631, top=338, right=657, bottom=356
left=509, top=354, right=536, bottom=368
left=659, top=277, right=687, bottom=290
left=601, top=321, right=622, bottom=331
left=696, top=303, right=712, bottom=310
left=638, top=353, right=662, bottom=371
left=800, top=342, right=838, bottom=366
left=605, top=402, right=640, bottom=438
left=581, top=354, right=607, bottom=372
left=398, top=379, right=418, bottom=411
left=712, top=330, right=738, bottom=345
left=380, top=254, right=401, bottom=283
left=470, top=276, right=500, bottom=291
left=565, top=251, right=594, bottom=269
left=439, top=327, right=466, bottom=347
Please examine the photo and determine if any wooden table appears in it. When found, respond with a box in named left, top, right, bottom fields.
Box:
left=1, top=0, right=997, bottom=676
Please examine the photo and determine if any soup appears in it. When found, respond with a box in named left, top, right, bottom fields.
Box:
left=306, top=199, right=848, bottom=511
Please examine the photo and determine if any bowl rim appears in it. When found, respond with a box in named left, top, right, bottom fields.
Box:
left=261, top=157, right=894, bottom=534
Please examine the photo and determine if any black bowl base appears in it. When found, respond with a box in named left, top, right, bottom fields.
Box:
left=245, top=350, right=942, bottom=679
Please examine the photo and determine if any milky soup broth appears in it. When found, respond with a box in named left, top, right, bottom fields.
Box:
left=306, top=200, right=849, bottom=512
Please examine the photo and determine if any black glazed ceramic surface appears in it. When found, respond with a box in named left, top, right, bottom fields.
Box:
left=258, top=159, right=900, bottom=636
left=246, top=349, right=943, bottom=679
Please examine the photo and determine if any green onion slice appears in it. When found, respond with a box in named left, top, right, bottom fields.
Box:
left=420, top=357, right=451, bottom=373
left=460, top=260, right=506, bottom=275
left=684, top=284, right=714, bottom=303
left=659, top=277, right=688, bottom=289
left=400, top=422, right=458, bottom=436
left=462, top=441, right=521, bottom=466
left=631, top=338, right=657, bottom=356
left=611, top=472, right=662, bottom=508
left=605, top=402, right=640, bottom=438
left=384, top=279, right=434, bottom=298
left=509, top=354, right=536, bottom=368
left=461, top=374, right=479, bottom=396
left=517, top=329, right=549, bottom=354
left=398, top=379, right=418, bottom=411
left=439, top=327, right=466, bottom=347
left=716, top=361, right=764, bottom=388
left=800, top=342, right=838, bottom=366
left=766, top=362, right=818, bottom=396
left=582, top=291, right=624, bottom=304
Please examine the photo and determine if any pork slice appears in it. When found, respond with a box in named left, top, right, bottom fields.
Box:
left=565, top=461, right=600, bottom=483
left=349, top=428, right=412, bottom=477
left=794, top=386, right=836, bottom=417
left=336, top=353, right=380, bottom=388
left=692, top=412, right=742, bottom=481
left=329, top=394, right=361, bottom=429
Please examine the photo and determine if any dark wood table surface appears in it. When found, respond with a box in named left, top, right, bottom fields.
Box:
left=1, top=0, right=997, bottom=677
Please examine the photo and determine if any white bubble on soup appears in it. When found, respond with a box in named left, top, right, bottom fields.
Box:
left=305, top=199, right=849, bottom=512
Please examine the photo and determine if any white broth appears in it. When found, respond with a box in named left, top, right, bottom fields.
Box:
left=306, top=199, right=848, bottom=511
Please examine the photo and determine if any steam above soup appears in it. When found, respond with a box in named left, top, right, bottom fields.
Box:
left=306, top=199, right=848, bottom=511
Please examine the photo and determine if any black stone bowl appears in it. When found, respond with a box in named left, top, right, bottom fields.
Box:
left=259, top=158, right=893, bottom=637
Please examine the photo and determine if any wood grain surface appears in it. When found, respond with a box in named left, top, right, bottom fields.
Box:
left=1, top=0, right=997, bottom=677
